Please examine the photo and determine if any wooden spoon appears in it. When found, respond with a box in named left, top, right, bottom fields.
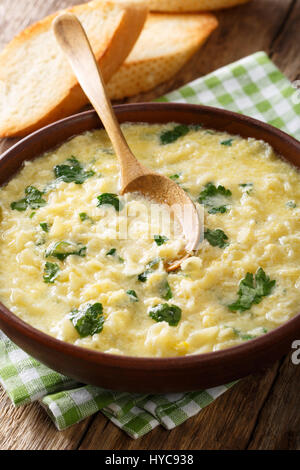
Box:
left=53, top=13, right=202, bottom=270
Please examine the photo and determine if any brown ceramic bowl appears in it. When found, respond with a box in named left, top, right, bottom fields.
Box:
left=0, top=103, right=299, bottom=393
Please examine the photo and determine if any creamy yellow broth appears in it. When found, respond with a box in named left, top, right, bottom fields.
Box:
left=0, top=123, right=300, bottom=357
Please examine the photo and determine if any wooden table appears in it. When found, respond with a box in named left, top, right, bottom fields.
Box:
left=0, top=0, right=299, bottom=450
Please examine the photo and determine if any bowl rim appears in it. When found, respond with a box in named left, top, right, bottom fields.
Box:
left=0, top=102, right=300, bottom=370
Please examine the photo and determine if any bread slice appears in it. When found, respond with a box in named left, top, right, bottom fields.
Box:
left=111, top=0, right=251, bottom=12
left=0, top=1, right=148, bottom=137
left=107, top=13, right=218, bottom=100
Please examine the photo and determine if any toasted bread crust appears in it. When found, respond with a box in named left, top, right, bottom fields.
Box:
left=0, top=1, right=148, bottom=137
left=107, top=13, right=218, bottom=100
left=110, top=0, right=250, bottom=12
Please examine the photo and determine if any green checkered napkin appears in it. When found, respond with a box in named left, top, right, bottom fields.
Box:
left=158, top=51, right=299, bottom=139
left=0, top=52, right=299, bottom=439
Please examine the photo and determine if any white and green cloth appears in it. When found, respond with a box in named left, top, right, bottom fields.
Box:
left=0, top=52, right=299, bottom=439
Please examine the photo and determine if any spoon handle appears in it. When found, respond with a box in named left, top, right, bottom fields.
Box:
left=53, top=13, right=147, bottom=190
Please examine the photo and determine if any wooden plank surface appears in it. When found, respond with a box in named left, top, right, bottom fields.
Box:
left=79, top=363, right=281, bottom=450
left=0, top=0, right=299, bottom=450
left=247, top=353, right=300, bottom=450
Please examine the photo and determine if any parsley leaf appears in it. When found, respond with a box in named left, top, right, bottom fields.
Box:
left=79, top=212, right=88, bottom=221
left=11, top=186, right=46, bottom=211
left=54, top=156, right=95, bottom=184
left=126, top=290, right=139, bottom=302
left=204, top=228, right=229, bottom=248
left=149, top=303, right=181, bottom=326
left=198, top=183, right=232, bottom=214
left=221, top=139, right=233, bottom=146
left=239, top=183, right=253, bottom=195
left=229, top=268, right=276, bottom=312
left=286, top=200, right=296, bottom=208
left=233, top=328, right=257, bottom=341
left=40, top=222, right=50, bottom=233
left=169, top=174, right=181, bottom=181
left=46, top=241, right=86, bottom=261
left=138, top=258, right=160, bottom=282
left=106, top=248, right=117, bottom=256
left=43, top=262, right=60, bottom=283
left=160, top=279, right=173, bottom=300
left=106, top=248, right=124, bottom=262
left=154, top=234, right=168, bottom=246
left=169, top=173, right=190, bottom=193
left=138, top=272, right=148, bottom=283
left=79, top=212, right=93, bottom=223
left=70, top=303, right=104, bottom=338
left=240, top=333, right=257, bottom=340
left=97, top=193, right=121, bottom=211
left=160, top=125, right=189, bottom=145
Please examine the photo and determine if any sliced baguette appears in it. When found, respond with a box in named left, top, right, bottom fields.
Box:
left=107, top=13, right=218, bottom=100
left=0, top=1, right=148, bottom=137
left=111, top=0, right=251, bottom=12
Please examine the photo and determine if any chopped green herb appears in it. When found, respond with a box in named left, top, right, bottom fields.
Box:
left=46, top=241, right=86, bottom=261
left=169, top=173, right=190, bottom=192
left=205, top=130, right=216, bottom=135
left=106, top=248, right=124, bottom=262
left=149, top=303, right=181, bottom=326
left=36, top=239, right=46, bottom=246
left=233, top=328, right=257, bottom=341
left=221, top=139, right=233, bottom=146
left=262, top=327, right=268, bottom=333
left=138, top=258, right=160, bottom=282
left=126, top=290, right=139, bottom=302
left=43, top=262, right=59, bottom=283
left=11, top=200, right=27, bottom=211
left=29, top=212, right=36, bottom=219
left=160, top=279, right=173, bottom=300
left=169, top=174, right=181, bottom=181
left=286, top=200, right=296, bottom=208
left=138, top=272, right=150, bottom=283
left=70, top=303, right=104, bottom=338
left=160, top=125, right=189, bottom=145
left=54, top=156, right=95, bottom=184
left=229, top=268, right=276, bottom=312
left=79, top=212, right=94, bottom=224
left=241, top=333, right=257, bottom=340
left=154, top=234, right=168, bottom=246
left=106, top=248, right=117, bottom=256
left=97, top=193, right=121, bottom=211
left=40, top=222, right=50, bottom=233
left=198, top=183, right=232, bottom=214
left=239, top=183, right=253, bottom=195
left=11, top=186, right=46, bottom=211
left=204, top=228, right=229, bottom=248
left=79, top=212, right=88, bottom=221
